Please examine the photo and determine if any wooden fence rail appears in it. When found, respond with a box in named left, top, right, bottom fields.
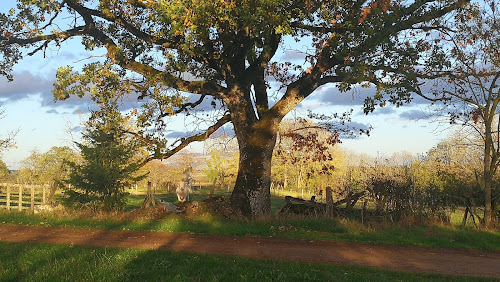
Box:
left=0, top=184, right=48, bottom=212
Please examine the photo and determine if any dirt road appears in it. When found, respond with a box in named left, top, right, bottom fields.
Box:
left=0, top=224, right=499, bottom=278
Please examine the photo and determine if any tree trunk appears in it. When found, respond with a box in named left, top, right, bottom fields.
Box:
left=47, top=181, right=57, bottom=204
left=230, top=133, right=276, bottom=216
left=209, top=177, right=217, bottom=198
left=484, top=125, right=493, bottom=227
left=223, top=80, right=282, bottom=217
left=229, top=112, right=279, bottom=217
left=284, top=174, right=288, bottom=191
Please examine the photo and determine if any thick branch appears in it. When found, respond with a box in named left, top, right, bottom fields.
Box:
left=136, top=114, right=231, bottom=165
left=1, top=26, right=87, bottom=47
left=249, top=32, right=281, bottom=117
left=62, top=2, right=225, bottom=96
left=70, top=2, right=180, bottom=48
left=172, top=94, right=208, bottom=116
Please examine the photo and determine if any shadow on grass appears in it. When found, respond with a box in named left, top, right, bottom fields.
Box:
left=2, top=241, right=492, bottom=281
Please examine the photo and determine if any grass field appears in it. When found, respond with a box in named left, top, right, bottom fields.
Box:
left=0, top=241, right=493, bottom=281
left=0, top=190, right=499, bottom=251
left=0, top=188, right=499, bottom=280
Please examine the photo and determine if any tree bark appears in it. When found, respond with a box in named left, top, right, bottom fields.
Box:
left=484, top=125, right=493, bottom=227
left=209, top=177, right=217, bottom=199
left=222, top=80, right=281, bottom=217
left=47, top=181, right=57, bottom=204
left=230, top=125, right=277, bottom=217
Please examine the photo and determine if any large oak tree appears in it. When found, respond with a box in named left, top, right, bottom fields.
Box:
left=1, top=0, right=467, bottom=216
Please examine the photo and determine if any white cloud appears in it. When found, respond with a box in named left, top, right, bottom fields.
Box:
left=312, top=84, right=434, bottom=107
left=0, top=71, right=53, bottom=102
left=399, top=109, right=434, bottom=120
left=280, top=50, right=307, bottom=62
left=45, top=109, right=59, bottom=114
left=356, top=106, right=396, bottom=116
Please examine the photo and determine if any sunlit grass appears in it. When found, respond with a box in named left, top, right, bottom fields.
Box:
left=1, top=186, right=498, bottom=251
left=0, top=241, right=492, bottom=281
left=1, top=207, right=499, bottom=251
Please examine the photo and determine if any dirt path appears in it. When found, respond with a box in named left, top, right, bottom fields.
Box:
left=0, top=224, right=499, bottom=278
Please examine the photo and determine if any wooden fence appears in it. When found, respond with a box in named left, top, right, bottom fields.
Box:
left=0, top=184, right=49, bottom=212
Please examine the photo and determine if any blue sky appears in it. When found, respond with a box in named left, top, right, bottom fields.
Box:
left=0, top=1, right=452, bottom=169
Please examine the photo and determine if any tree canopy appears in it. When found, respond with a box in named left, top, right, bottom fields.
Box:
left=0, top=0, right=468, bottom=216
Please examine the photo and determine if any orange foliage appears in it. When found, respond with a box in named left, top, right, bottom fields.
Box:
left=359, top=0, right=392, bottom=23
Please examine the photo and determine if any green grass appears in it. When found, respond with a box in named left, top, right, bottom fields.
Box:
left=0, top=241, right=493, bottom=281
left=124, top=187, right=299, bottom=211
left=1, top=189, right=498, bottom=251
left=1, top=207, right=499, bottom=251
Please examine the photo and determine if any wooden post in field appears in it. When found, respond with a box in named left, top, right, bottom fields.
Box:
left=362, top=199, right=368, bottom=225
left=6, top=185, right=10, bottom=211
left=325, top=186, right=333, bottom=218
left=18, top=186, right=22, bottom=211
left=42, top=185, right=46, bottom=204
left=30, top=185, right=34, bottom=212
left=148, top=181, right=155, bottom=206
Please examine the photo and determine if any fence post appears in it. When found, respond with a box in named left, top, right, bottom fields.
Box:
left=326, top=186, right=333, bottom=218
left=6, top=185, right=10, bottom=211
left=18, top=186, right=22, bottom=211
left=43, top=185, right=46, bottom=204
left=31, top=185, right=35, bottom=212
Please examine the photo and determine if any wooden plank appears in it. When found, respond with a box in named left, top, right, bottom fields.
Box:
left=18, top=186, right=22, bottom=211
left=6, top=185, right=10, bottom=211
left=31, top=185, right=34, bottom=212
left=42, top=186, right=46, bottom=204
left=0, top=184, right=47, bottom=211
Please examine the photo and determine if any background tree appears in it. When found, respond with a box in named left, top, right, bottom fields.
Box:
left=0, top=103, right=17, bottom=154
left=423, top=132, right=485, bottom=223
left=1, top=0, right=468, bottom=216
left=20, top=146, right=78, bottom=203
left=141, top=160, right=172, bottom=193
left=0, top=159, right=10, bottom=181
left=64, top=90, right=147, bottom=212
left=158, top=149, right=197, bottom=186
left=18, top=149, right=44, bottom=185
left=204, top=134, right=239, bottom=196
left=422, top=2, right=500, bottom=225
left=273, top=117, right=345, bottom=196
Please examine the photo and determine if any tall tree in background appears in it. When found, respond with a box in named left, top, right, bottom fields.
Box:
left=65, top=99, right=147, bottom=211
left=273, top=117, right=344, bottom=194
left=0, top=159, right=9, bottom=181
left=0, top=0, right=467, bottom=216
left=61, top=65, right=148, bottom=211
left=204, top=134, right=239, bottom=195
left=423, top=2, right=500, bottom=226
left=21, top=146, right=78, bottom=203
